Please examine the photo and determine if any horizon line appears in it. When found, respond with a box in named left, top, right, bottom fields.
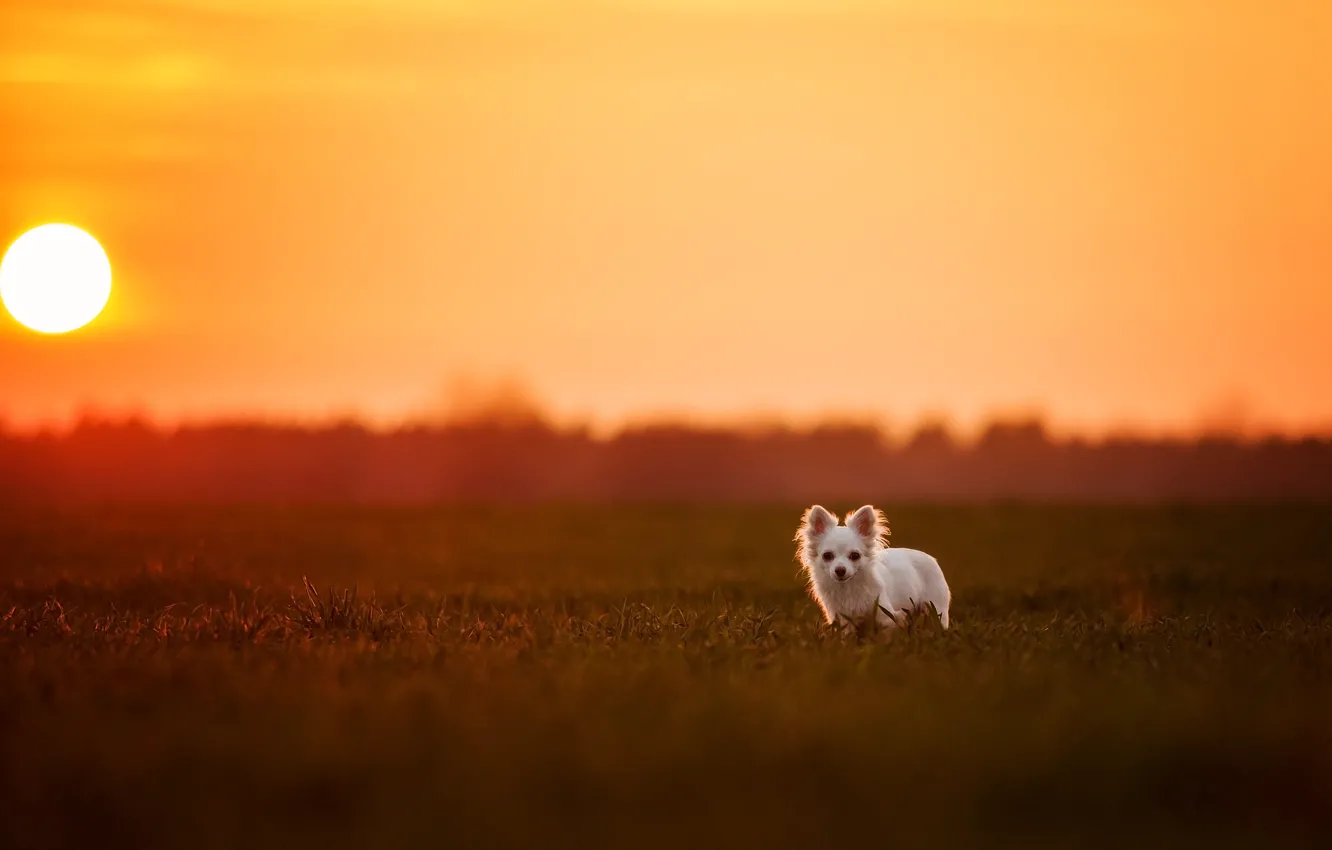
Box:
left=4, top=405, right=1330, bottom=447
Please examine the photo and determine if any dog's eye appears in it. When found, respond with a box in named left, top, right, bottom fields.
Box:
left=849, top=551, right=861, bottom=561
left=821, top=551, right=834, bottom=562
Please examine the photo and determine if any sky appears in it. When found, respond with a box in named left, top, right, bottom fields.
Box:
left=2, top=0, right=1330, bottom=436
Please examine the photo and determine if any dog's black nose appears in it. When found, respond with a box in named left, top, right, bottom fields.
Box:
left=833, top=566, right=847, bottom=579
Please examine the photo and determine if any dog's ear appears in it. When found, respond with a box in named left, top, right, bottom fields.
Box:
left=799, top=505, right=838, bottom=539
left=846, top=505, right=885, bottom=541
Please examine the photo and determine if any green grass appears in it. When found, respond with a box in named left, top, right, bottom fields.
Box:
left=2, top=504, right=1331, bottom=849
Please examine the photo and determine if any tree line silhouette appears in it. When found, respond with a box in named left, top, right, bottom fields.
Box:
left=2, top=415, right=1329, bottom=502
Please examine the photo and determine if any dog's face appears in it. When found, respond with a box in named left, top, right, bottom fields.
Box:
left=797, top=505, right=885, bottom=583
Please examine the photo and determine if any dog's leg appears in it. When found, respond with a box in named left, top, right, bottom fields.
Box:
left=876, top=604, right=907, bottom=629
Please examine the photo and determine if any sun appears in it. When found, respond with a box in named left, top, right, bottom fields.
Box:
left=0, top=224, right=112, bottom=334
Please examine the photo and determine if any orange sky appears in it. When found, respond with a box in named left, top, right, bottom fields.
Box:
left=3, top=1, right=1330, bottom=436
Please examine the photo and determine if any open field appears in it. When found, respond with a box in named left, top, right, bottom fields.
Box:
left=2, top=504, right=1331, bottom=849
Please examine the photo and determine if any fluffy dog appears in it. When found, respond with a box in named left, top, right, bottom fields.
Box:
left=795, top=505, right=951, bottom=629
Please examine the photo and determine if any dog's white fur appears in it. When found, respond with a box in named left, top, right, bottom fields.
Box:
left=795, top=505, right=951, bottom=629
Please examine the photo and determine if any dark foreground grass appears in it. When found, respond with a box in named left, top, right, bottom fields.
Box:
left=2, top=504, right=1331, bottom=849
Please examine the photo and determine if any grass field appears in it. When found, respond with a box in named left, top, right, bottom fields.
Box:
left=2, top=504, right=1331, bottom=849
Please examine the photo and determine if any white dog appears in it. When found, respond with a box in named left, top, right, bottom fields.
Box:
left=795, top=505, right=951, bottom=629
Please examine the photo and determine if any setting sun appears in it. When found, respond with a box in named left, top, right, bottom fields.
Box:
left=0, top=224, right=112, bottom=334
